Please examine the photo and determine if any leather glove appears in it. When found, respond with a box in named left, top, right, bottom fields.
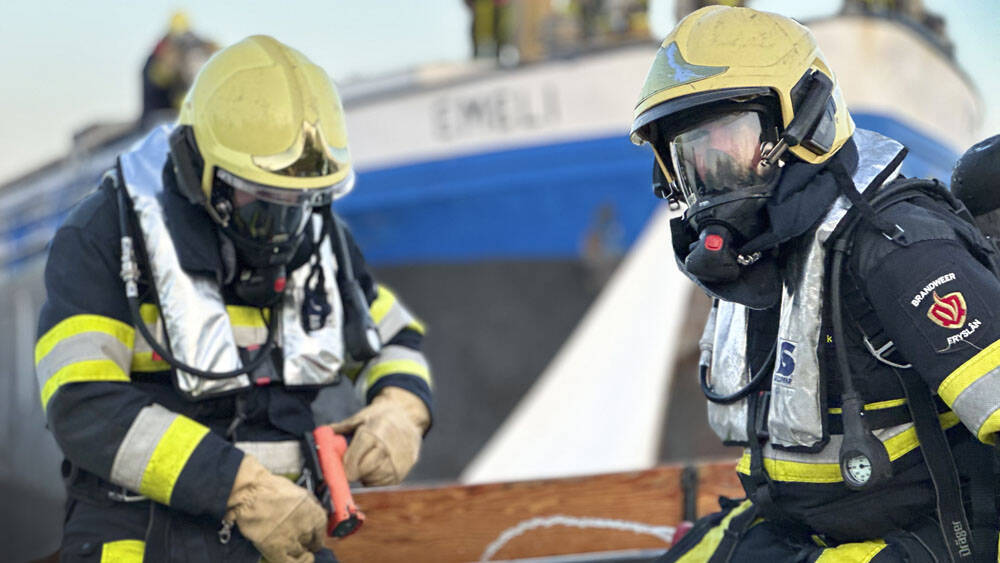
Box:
left=328, top=387, right=430, bottom=486
left=225, top=454, right=327, bottom=563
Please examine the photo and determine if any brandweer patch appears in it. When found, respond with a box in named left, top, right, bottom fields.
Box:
left=911, top=273, right=956, bottom=307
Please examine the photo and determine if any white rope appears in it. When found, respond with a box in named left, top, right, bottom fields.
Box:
left=479, top=514, right=676, bottom=561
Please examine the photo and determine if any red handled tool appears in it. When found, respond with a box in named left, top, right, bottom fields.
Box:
left=304, top=426, right=366, bottom=537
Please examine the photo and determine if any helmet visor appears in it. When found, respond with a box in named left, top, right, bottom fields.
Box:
left=666, top=111, right=778, bottom=206
left=214, top=168, right=319, bottom=245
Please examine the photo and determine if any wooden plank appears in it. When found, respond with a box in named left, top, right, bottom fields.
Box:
left=328, top=461, right=741, bottom=562
left=694, top=462, right=744, bottom=518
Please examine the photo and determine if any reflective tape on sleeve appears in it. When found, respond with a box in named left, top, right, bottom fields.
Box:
left=370, top=285, right=425, bottom=340
left=938, top=338, right=1000, bottom=442
left=39, top=360, right=131, bottom=409
left=109, top=404, right=209, bottom=505
left=357, top=345, right=431, bottom=394
left=35, top=314, right=134, bottom=365
left=35, top=315, right=135, bottom=408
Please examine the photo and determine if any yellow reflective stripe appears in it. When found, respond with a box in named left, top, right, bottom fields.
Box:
left=407, top=318, right=426, bottom=335
left=815, top=539, right=886, bottom=562
left=737, top=412, right=961, bottom=483
left=977, top=409, right=1000, bottom=444
left=142, top=304, right=269, bottom=328
left=736, top=453, right=841, bottom=484
left=371, top=285, right=425, bottom=336
left=139, top=303, right=159, bottom=325
left=40, top=359, right=130, bottom=409
left=365, top=359, right=431, bottom=389
left=100, top=539, right=144, bottom=562
left=342, top=363, right=364, bottom=384
left=370, top=285, right=397, bottom=325
left=939, top=338, right=1000, bottom=406
left=828, top=398, right=907, bottom=414
left=673, top=499, right=755, bottom=561
left=138, top=417, right=209, bottom=504
left=35, top=314, right=134, bottom=365
left=131, top=352, right=170, bottom=373
left=226, top=305, right=268, bottom=328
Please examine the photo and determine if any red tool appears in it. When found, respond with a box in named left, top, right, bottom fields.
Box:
left=304, top=426, right=366, bottom=538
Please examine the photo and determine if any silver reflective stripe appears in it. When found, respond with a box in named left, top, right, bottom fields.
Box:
left=109, top=404, right=179, bottom=493
left=231, top=325, right=268, bottom=349
left=234, top=440, right=304, bottom=476
left=706, top=301, right=750, bottom=443
left=36, top=332, right=132, bottom=392
left=764, top=419, right=923, bottom=466
left=356, top=345, right=430, bottom=397
left=950, top=366, right=1000, bottom=438
left=282, top=219, right=344, bottom=387
left=377, top=302, right=417, bottom=343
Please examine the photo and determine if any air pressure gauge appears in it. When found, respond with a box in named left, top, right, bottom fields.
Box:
left=843, top=453, right=873, bottom=487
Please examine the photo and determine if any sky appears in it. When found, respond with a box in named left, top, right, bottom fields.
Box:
left=0, top=0, right=997, bottom=184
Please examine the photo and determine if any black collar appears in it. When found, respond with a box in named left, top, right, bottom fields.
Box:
left=161, top=164, right=229, bottom=284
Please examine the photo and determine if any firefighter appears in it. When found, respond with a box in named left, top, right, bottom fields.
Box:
left=140, top=11, right=218, bottom=124
left=630, top=7, right=999, bottom=562
left=37, top=35, right=432, bottom=562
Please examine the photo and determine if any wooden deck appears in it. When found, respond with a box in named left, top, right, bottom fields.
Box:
left=329, top=461, right=743, bottom=562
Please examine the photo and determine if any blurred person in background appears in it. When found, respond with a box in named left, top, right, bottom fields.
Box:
left=140, top=11, right=218, bottom=125
left=631, top=6, right=1000, bottom=562
left=37, top=35, right=432, bottom=562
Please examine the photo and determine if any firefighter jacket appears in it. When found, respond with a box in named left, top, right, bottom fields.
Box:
left=703, top=130, right=1000, bottom=541
left=34, top=148, right=433, bottom=525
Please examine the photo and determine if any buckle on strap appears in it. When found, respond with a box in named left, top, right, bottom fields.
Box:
left=863, top=336, right=912, bottom=369
left=882, top=223, right=906, bottom=242
left=108, top=487, right=148, bottom=503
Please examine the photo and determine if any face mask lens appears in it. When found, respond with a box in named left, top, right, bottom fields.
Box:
left=213, top=169, right=312, bottom=245
left=667, top=111, right=778, bottom=205
left=230, top=195, right=308, bottom=244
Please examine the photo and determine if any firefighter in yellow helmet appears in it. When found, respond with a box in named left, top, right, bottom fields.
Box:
left=38, top=36, right=432, bottom=562
left=631, top=7, right=1000, bottom=562
left=140, top=11, right=218, bottom=123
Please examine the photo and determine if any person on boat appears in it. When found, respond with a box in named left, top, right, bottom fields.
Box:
left=140, top=11, right=218, bottom=125
left=36, top=35, right=432, bottom=563
left=630, top=6, right=999, bottom=562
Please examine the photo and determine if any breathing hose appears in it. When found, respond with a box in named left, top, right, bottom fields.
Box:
left=115, top=178, right=280, bottom=380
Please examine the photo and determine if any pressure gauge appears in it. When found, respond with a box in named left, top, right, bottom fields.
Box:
left=844, top=454, right=873, bottom=486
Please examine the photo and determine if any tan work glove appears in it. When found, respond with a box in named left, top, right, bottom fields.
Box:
left=328, top=387, right=430, bottom=486
left=225, top=454, right=327, bottom=563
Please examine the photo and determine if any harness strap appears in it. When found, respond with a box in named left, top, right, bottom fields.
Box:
left=825, top=396, right=948, bottom=434
left=708, top=502, right=760, bottom=563
left=893, top=364, right=976, bottom=562
left=955, top=439, right=999, bottom=563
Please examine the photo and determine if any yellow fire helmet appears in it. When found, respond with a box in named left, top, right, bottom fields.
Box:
left=170, top=34, right=355, bottom=220
left=630, top=6, right=854, bottom=198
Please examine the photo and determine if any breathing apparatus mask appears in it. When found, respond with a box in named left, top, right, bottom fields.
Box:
left=646, top=102, right=785, bottom=308
left=208, top=167, right=332, bottom=307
